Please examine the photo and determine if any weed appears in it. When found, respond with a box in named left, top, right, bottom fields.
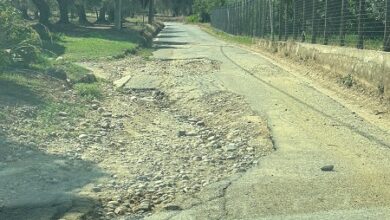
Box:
left=378, top=84, right=385, bottom=95
left=74, top=83, right=102, bottom=99
left=0, top=111, right=5, bottom=120
left=341, top=74, right=354, bottom=88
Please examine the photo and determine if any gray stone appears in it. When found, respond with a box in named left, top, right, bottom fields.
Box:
left=79, top=134, right=88, bottom=139
left=137, top=201, right=152, bottom=211
left=163, top=204, right=182, bottom=211
left=196, top=121, right=205, bottom=126
left=178, top=130, right=186, bottom=137
left=103, top=112, right=113, bottom=117
left=91, top=104, right=99, bottom=110
left=321, top=165, right=334, bottom=172
left=58, top=112, right=68, bottom=117
left=92, top=186, right=102, bottom=192
left=225, top=143, right=238, bottom=151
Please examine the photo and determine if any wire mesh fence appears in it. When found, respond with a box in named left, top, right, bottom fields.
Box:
left=210, top=0, right=390, bottom=51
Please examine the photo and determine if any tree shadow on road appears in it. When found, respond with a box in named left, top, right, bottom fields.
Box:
left=0, top=132, right=105, bottom=220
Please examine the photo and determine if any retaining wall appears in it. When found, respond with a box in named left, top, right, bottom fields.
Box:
left=254, top=39, right=390, bottom=99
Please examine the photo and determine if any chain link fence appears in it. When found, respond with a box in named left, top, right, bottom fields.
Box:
left=211, top=0, right=390, bottom=51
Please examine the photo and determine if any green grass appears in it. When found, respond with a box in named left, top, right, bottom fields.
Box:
left=200, top=24, right=253, bottom=45
left=35, top=101, right=86, bottom=135
left=0, top=71, right=88, bottom=135
left=74, top=83, right=102, bottom=99
left=60, top=35, right=138, bottom=61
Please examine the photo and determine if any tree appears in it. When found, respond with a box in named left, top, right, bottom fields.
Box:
left=75, top=0, right=88, bottom=24
left=148, top=0, right=154, bottom=24
left=56, top=0, right=71, bottom=24
left=114, top=0, right=122, bottom=29
left=31, top=0, right=50, bottom=24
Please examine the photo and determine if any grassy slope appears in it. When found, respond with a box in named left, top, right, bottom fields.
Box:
left=0, top=22, right=144, bottom=133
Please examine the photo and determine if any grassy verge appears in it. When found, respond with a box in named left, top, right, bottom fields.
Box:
left=0, top=71, right=88, bottom=135
left=201, top=24, right=384, bottom=51
left=199, top=24, right=253, bottom=45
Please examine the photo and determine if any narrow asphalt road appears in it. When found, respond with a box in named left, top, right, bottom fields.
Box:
left=149, top=23, right=390, bottom=219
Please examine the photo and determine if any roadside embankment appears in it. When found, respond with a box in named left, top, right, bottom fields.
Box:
left=142, top=21, right=165, bottom=46
left=254, top=39, right=390, bottom=101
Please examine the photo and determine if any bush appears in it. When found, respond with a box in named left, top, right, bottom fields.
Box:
left=0, top=2, right=41, bottom=69
left=186, top=15, right=200, bottom=23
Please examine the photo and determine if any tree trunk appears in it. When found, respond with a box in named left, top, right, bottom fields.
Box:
left=148, top=0, right=154, bottom=24
left=96, top=5, right=107, bottom=23
left=56, top=0, right=70, bottom=24
left=31, top=0, right=50, bottom=24
left=114, top=0, right=122, bottom=30
left=76, top=1, right=88, bottom=24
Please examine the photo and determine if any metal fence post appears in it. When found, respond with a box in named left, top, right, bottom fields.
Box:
left=340, top=0, right=346, bottom=46
left=270, top=0, right=275, bottom=41
left=279, top=0, right=283, bottom=40
left=284, top=0, right=288, bottom=41
left=357, top=0, right=365, bottom=49
left=293, top=0, right=297, bottom=40
left=302, top=0, right=306, bottom=42
left=384, top=0, right=390, bottom=51
left=323, top=0, right=329, bottom=45
left=311, top=0, right=317, bottom=43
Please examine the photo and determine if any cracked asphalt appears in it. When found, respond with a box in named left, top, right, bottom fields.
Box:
left=146, top=23, right=390, bottom=220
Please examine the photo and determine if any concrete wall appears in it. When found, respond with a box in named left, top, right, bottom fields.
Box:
left=254, top=39, right=390, bottom=100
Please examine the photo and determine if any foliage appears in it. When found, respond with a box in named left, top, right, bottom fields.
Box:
left=186, top=14, right=200, bottom=23
left=0, top=1, right=42, bottom=69
left=193, top=0, right=227, bottom=22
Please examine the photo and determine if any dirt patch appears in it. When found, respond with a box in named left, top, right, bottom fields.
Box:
left=0, top=56, right=273, bottom=219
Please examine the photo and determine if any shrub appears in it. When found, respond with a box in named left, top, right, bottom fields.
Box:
left=186, top=15, right=200, bottom=23
left=0, top=1, right=41, bottom=69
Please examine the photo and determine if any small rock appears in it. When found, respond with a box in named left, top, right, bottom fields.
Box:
left=107, top=201, right=120, bottom=207
left=114, top=207, right=126, bottom=215
left=163, top=204, right=182, bottom=211
left=101, top=122, right=110, bottom=129
left=196, top=121, right=205, bottom=126
left=137, top=201, right=152, bottom=211
left=193, top=156, right=202, bottom=161
left=58, top=112, right=68, bottom=117
left=103, top=112, right=112, bottom=117
left=91, top=104, right=99, bottom=110
left=208, top=136, right=216, bottom=141
left=321, top=165, right=334, bottom=172
left=97, top=107, right=105, bottom=113
left=225, top=143, right=238, bottom=152
left=186, top=131, right=197, bottom=136
left=130, top=96, right=137, bottom=101
left=92, top=186, right=101, bottom=192
left=55, top=56, right=64, bottom=61
left=79, top=134, right=88, bottom=139
left=178, top=130, right=186, bottom=137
